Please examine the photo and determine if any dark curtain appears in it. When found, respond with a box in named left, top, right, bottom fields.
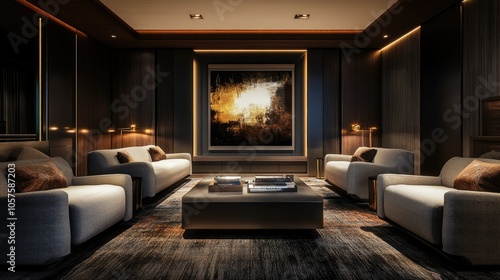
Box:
left=0, top=66, right=32, bottom=134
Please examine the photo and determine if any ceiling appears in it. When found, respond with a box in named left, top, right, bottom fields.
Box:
left=99, top=0, right=397, bottom=31
left=15, top=0, right=459, bottom=48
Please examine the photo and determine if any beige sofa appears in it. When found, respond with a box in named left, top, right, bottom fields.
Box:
left=0, top=147, right=132, bottom=265
left=87, top=145, right=192, bottom=198
left=377, top=157, right=500, bottom=265
left=324, top=147, right=414, bottom=200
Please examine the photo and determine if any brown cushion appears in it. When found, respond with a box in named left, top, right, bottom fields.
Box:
left=116, top=151, right=134, bottom=164
left=14, top=161, right=68, bottom=193
left=148, top=146, right=167, bottom=161
left=479, top=150, right=500, bottom=160
left=454, top=160, right=500, bottom=192
left=351, top=148, right=377, bottom=162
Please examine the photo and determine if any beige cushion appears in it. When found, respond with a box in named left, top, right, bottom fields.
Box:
left=384, top=184, right=452, bottom=246
left=61, top=185, right=125, bottom=245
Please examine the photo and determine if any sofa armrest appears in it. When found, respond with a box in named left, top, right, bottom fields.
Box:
left=325, top=154, right=352, bottom=163
left=90, top=161, right=156, bottom=198
left=343, top=162, right=403, bottom=199
left=377, top=174, right=442, bottom=218
left=72, top=174, right=133, bottom=221
left=166, top=153, right=192, bottom=175
left=95, top=161, right=155, bottom=178
left=0, top=190, right=71, bottom=265
left=166, top=152, right=191, bottom=161
left=442, top=190, right=500, bottom=265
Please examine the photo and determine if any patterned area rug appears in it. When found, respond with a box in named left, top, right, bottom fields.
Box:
left=4, top=177, right=500, bottom=280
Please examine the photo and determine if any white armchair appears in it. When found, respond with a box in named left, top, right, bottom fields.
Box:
left=324, top=147, right=414, bottom=200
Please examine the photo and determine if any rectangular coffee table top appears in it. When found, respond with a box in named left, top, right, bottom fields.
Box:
left=182, top=177, right=323, bottom=203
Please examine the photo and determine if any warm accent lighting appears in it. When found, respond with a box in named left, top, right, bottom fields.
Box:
left=190, top=14, right=203, bottom=19
left=107, top=128, right=116, bottom=133
left=351, top=124, right=378, bottom=147
left=111, top=35, right=117, bottom=38
left=381, top=26, right=420, bottom=51
left=130, top=124, right=137, bottom=131
left=383, top=34, right=389, bottom=38
left=49, top=126, right=58, bottom=131
left=294, top=14, right=310, bottom=19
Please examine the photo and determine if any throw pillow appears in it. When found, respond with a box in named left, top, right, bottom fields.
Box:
left=16, top=147, right=50, bottom=160
left=116, top=151, right=134, bottom=164
left=351, top=148, right=377, bottom=162
left=479, top=150, right=500, bottom=160
left=454, top=160, right=500, bottom=192
left=148, top=146, right=167, bottom=161
left=15, top=161, right=68, bottom=193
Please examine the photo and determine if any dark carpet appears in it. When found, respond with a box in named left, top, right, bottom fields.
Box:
left=3, top=177, right=500, bottom=280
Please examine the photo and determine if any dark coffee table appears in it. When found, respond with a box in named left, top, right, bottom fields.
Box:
left=181, top=177, right=323, bottom=229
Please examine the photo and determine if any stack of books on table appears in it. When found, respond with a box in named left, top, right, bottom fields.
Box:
left=208, top=175, right=242, bottom=192
left=248, top=175, right=297, bottom=193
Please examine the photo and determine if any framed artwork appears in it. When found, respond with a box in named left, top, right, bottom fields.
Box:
left=208, top=64, right=294, bottom=151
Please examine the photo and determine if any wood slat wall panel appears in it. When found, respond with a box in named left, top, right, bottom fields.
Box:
left=341, top=50, right=382, bottom=155
left=110, top=49, right=155, bottom=148
left=46, top=22, right=76, bottom=170
left=155, top=49, right=175, bottom=153
left=76, top=33, right=112, bottom=175
left=381, top=28, right=420, bottom=173
left=462, top=0, right=500, bottom=156
left=323, top=49, right=341, bottom=155
left=419, top=4, right=461, bottom=175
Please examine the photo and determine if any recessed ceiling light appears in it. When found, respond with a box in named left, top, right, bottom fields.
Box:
left=190, top=14, right=203, bottom=19
left=111, top=35, right=117, bottom=38
left=294, top=14, right=310, bottom=19
left=383, top=35, right=389, bottom=38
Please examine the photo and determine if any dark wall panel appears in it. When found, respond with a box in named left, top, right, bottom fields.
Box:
left=323, top=49, right=341, bottom=155
left=341, top=50, right=382, bottom=155
left=463, top=0, right=500, bottom=155
left=76, top=34, right=111, bottom=176
left=381, top=28, right=420, bottom=173
left=110, top=49, right=155, bottom=148
left=155, top=49, right=175, bottom=153
left=46, top=22, right=75, bottom=168
left=420, top=4, right=461, bottom=175
left=0, top=28, right=37, bottom=136
left=307, top=49, right=324, bottom=175
left=173, top=49, right=193, bottom=153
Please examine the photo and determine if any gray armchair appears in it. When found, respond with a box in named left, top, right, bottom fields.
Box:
left=324, top=147, right=414, bottom=200
left=377, top=157, right=500, bottom=265
left=0, top=156, right=132, bottom=265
